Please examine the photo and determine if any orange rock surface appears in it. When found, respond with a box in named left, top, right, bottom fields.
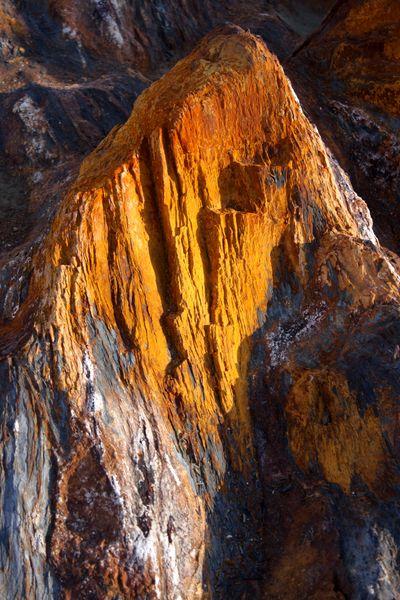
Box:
left=1, top=21, right=400, bottom=600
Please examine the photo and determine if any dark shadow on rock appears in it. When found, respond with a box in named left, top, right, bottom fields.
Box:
left=202, top=236, right=400, bottom=598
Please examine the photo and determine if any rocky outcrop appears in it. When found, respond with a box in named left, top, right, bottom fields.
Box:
left=2, top=24, right=400, bottom=599
left=0, top=0, right=337, bottom=257
left=0, top=0, right=305, bottom=356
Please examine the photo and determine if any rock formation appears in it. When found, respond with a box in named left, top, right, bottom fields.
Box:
left=0, top=0, right=333, bottom=254
left=0, top=0, right=305, bottom=333
left=1, top=3, right=400, bottom=600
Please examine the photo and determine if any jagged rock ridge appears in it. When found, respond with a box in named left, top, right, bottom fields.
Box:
left=1, top=23, right=400, bottom=600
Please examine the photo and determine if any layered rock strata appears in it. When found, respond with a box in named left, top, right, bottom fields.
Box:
left=1, top=24, right=400, bottom=600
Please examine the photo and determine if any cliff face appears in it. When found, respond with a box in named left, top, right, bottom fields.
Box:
left=2, top=24, right=400, bottom=599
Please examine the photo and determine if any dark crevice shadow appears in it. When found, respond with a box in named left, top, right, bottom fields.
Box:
left=201, top=408, right=266, bottom=598
left=138, top=136, right=187, bottom=370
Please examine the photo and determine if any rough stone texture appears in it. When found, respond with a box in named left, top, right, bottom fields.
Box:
left=0, top=0, right=339, bottom=257
left=1, top=22, right=400, bottom=599
left=1, top=2, right=400, bottom=599
left=0, top=0, right=298, bottom=254
left=289, top=0, right=400, bottom=252
left=0, top=0, right=309, bottom=361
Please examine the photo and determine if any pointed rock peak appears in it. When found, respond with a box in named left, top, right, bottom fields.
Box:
left=76, top=25, right=287, bottom=190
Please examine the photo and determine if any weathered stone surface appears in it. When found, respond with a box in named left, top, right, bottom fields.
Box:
left=289, top=0, right=400, bottom=252
left=0, top=0, right=333, bottom=257
left=1, top=21, right=400, bottom=598
left=0, top=0, right=306, bottom=363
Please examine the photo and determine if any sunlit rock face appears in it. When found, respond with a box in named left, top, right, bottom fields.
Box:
left=0, top=0, right=304, bottom=350
left=0, top=0, right=294, bottom=255
left=1, top=23, right=400, bottom=599
left=0, top=0, right=341, bottom=259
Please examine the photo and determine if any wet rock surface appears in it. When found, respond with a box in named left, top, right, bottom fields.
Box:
left=0, top=2, right=399, bottom=599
